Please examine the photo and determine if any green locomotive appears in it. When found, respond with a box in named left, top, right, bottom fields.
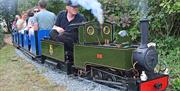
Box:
left=40, top=19, right=168, bottom=90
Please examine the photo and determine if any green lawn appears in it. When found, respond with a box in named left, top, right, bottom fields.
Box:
left=0, top=45, right=66, bottom=91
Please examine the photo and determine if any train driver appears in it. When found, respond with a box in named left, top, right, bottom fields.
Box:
left=50, top=1, right=86, bottom=51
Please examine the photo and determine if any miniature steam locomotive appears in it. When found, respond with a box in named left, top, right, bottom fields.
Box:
left=12, top=19, right=169, bottom=91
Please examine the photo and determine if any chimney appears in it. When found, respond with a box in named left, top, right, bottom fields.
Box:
left=139, top=19, right=149, bottom=49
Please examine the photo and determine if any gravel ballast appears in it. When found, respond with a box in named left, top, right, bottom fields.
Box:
left=16, top=49, right=118, bottom=91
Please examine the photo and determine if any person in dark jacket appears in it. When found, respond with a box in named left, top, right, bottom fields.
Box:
left=50, top=1, right=86, bottom=52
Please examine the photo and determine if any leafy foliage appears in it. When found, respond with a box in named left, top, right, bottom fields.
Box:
left=17, top=0, right=38, bottom=13
left=17, top=0, right=66, bottom=14
left=99, top=0, right=141, bottom=41
left=0, top=0, right=17, bottom=33
left=47, top=0, right=66, bottom=14
left=148, top=0, right=180, bottom=37
left=0, top=27, right=4, bottom=48
left=172, top=77, right=180, bottom=90
left=153, top=37, right=180, bottom=90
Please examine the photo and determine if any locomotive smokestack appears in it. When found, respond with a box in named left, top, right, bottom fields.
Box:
left=133, top=18, right=158, bottom=72
left=139, top=19, right=149, bottom=49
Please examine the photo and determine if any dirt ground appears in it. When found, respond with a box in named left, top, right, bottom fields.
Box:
left=3, top=34, right=13, bottom=45
left=0, top=45, right=67, bottom=91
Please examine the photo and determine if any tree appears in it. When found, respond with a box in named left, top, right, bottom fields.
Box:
left=149, top=0, right=180, bottom=37
left=0, top=0, right=17, bottom=33
left=17, top=0, right=65, bottom=15
left=17, top=0, right=38, bottom=13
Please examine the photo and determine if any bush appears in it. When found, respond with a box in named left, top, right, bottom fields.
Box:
left=17, top=0, right=66, bottom=15
left=47, top=0, right=66, bottom=14
left=172, top=78, right=180, bottom=90
left=148, top=0, right=180, bottom=37
left=0, top=27, right=4, bottom=48
left=152, top=36, right=180, bottom=90
left=99, top=0, right=141, bottom=41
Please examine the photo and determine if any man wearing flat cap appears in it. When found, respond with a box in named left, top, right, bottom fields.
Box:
left=50, top=0, right=86, bottom=52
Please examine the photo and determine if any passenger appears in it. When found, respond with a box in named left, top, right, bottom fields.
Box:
left=51, top=1, right=86, bottom=50
left=27, top=8, right=40, bottom=51
left=27, top=8, right=39, bottom=30
left=26, top=9, right=34, bottom=30
left=33, top=0, right=56, bottom=30
left=12, top=15, right=20, bottom=31
left=16, top=11, right=27, bottom=33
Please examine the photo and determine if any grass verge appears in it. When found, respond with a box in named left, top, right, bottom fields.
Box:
left=0, top=45, right=66, bottom=91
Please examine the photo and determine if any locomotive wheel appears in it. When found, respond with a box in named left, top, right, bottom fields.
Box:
left=78, top=69, right=84, bottom=77
left=107, top=75, right=117, bottom=82
left=93, top=70, right=103, bottom=80
left=56, top=62, right=63, bottom=69
left=40, top=56, right=46, bottom=64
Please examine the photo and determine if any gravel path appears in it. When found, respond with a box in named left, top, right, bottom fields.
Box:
left=16, top=49, right=119, bottom=91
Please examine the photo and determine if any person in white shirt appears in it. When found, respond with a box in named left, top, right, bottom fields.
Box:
left=16, top=11, right=27, bottom=34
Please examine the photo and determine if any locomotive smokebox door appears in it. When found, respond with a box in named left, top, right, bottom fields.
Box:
left=133, top=19, right=158, bottom=72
